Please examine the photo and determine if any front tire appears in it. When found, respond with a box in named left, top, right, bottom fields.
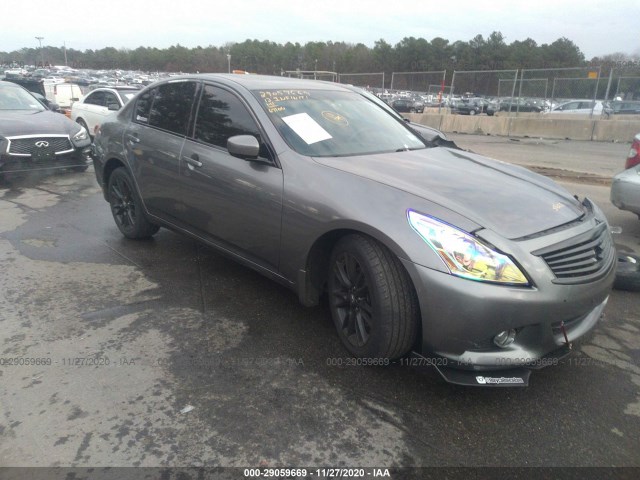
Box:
left=328, top=234, right=419, bottom=360
left=108, top=167, right=159, bottom=239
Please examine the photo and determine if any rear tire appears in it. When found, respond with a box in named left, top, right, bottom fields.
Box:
left=107, top=167, right=159, bottom=239
left=328, top=234, right=419, bottom=360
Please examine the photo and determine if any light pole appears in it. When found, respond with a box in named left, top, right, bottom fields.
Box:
left=35, top=36, right=44, bottom=67
left=227, top=54, right=231, bottom=73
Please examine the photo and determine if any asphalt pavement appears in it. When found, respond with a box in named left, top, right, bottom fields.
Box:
left=0, top=136, right=639, bottom=472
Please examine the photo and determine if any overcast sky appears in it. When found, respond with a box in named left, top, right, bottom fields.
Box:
left=4, top=0, right=639, bottom=60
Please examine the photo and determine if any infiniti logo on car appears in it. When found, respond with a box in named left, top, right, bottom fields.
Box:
left=34, top=141, right=49, bottom=148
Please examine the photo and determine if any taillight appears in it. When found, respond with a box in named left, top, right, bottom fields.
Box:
left=625, top=138, right=640, bottom=170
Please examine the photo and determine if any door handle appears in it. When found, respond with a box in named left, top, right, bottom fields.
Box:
left=126, top=133, right=140, bottom=144
left=184, top=154, right=202, bottom=168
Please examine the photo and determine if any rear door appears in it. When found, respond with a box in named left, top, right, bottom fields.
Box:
left=177, top=83, right=283, bottom=271
left=124, top=80, right=199, bottom=223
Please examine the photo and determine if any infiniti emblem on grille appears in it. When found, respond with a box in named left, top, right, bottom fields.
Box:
left=35, top=141, right=49, bottom=148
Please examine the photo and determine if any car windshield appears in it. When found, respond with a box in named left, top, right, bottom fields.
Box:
left=0, top=84, right=46, bottom=112
left=253, top=89, right=426, bottom=157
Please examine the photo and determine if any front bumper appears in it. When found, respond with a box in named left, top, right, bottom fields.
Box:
left=400, top=237, right=615, bottom=373
left=0, top=148, right=90, bottom=174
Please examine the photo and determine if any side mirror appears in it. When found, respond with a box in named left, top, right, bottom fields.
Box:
left=227, top=135, right=261, bottom=161
left=48, top=102, right=60, bottom=112
left=107, top=103, right=120, bottom=111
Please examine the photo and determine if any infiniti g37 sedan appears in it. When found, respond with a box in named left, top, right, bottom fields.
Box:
left=92, top=74, right=616, bottom=386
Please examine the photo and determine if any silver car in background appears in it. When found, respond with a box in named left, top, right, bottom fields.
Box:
left=611, top=133, right=640, bottom=218
left=92, top=74, right=616, bottom=386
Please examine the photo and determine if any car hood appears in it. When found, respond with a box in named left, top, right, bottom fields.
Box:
left=314, top=147, right=586, bottom=239
left=0, top=110, right=76, bottom=137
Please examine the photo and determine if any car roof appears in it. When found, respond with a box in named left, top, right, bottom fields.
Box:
left=89, top=86, right=139, bottom=92
left=158, top=73, right=354, bottom=92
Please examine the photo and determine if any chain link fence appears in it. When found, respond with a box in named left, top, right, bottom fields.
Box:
left=612, top=75, right=640, bottom=100
left=337, top=72, right=385, bottom=92
left=389, top=71, right=446, bottom=94
left=451, top=69, right=518, bottom=98
left=517, top=67, right=602, bottom=115
left=281, top=64, right=640, bottom=117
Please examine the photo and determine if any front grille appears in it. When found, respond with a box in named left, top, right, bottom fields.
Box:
left=533, top=222, right=615, bottom=284
left=0, top=152, right=86, bottom=173
left=7, top=136, right=73, bottom=156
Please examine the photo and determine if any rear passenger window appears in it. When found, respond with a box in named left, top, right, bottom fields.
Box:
left=194, top=85, right=261, bottom=149
left=148, top=81, right=197, bottom=135
left=134, top=88, right=156, bottom=124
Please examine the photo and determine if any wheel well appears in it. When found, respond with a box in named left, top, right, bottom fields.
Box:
left=303, top=229, right=408, bottom=299
left=102, top=158, right=126, bottom=194
left=303, top=228, right=423, bottom=350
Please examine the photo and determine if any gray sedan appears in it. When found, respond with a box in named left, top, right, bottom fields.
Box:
left=92, top=74, right=615, bottom=386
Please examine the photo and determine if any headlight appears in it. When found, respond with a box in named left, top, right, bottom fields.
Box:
left=72, top=126, right=89, bottom=142
left=407, top=210, right=529, bottom=285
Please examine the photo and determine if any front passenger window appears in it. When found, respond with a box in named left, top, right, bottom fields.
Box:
left=194, top=85, right=262, bottom=151
left=85, top=91, right=105, bottom=106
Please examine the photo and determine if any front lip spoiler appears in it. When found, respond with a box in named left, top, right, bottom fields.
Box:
left=408, top=345, right=574, bottom=387
left=435, top=363, right=531, bottom=387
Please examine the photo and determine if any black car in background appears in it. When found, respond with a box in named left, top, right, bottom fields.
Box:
left=0, top=80, right=91, bottom=177
left=391, top=98, right=424, bottom=113
left=452, top=98, right=490, bottom=115
left=609, top=100, right=640, bottom=115
left=486, top=98, right=544, bottom=115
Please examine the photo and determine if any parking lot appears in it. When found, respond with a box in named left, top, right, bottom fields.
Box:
left=0, top=136, right=639, bottom=472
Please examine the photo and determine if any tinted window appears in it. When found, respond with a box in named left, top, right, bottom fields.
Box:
left=194, top=85, right=261, bottom=149
left=148, top=81, right=197, bottom=135
left=104, top=92, right=120, bottom=107
left=85, top=91, right=105, bottom=106
left=134, top=87, right=156, bottom=124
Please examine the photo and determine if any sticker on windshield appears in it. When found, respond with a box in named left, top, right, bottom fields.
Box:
left=259, top=90, right=311, bottom=113
left=321, top=111, right=348, bottom=126
left=282, top=113, right=332, bottom=145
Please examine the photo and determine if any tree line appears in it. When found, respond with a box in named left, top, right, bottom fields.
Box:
left=1, top=32, right=635, bottom=76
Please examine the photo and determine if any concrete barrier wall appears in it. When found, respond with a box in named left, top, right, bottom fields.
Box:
left=406, top=113, right=640, bottom=142
left=508, top=118, right=595, bottom=140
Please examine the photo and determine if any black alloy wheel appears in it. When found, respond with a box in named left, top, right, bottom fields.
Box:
left=332, top=250, right=373, bottom=348
left=328, top=234, right=419, bottom=359
left=108, top=167, right=159, bottom=239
